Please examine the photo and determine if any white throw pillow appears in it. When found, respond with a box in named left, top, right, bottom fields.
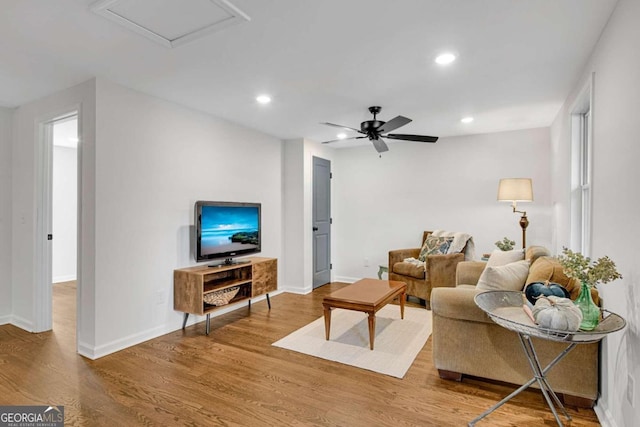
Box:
left=486, top=249, right=525, bottom=268
left=476, top=260, right=530, bottom=291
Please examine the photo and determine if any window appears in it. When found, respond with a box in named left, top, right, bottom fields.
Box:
left=578, top=110, right=591, bottom=254
left=570, top=76, right=593, bottom=256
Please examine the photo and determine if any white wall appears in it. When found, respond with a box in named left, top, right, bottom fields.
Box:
left=11, top=79, right=97, bottom=340
left=332, top=128, right=552, bottom=281
left=92, top=79, right=283, bottom=356
left=9, top=77, right=284, bottom=358
left=52, top=145, right=77, bottom=283
left=0, top=107, right=12, bottom=323
left=282, top=139, right=336, bottom=294
left=282, top=139, right=305, bottom=292
left=551, top=0, right=640, bottom=425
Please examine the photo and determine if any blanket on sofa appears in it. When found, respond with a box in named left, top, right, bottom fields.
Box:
left=432, top=230, right=476, bottom=261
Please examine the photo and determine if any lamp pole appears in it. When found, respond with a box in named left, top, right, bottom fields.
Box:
left=511, top=202, right=529, bottom=249
left=519, top=212, right=529, bottom=249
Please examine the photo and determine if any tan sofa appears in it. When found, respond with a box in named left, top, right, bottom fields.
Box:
left=431, top=246, right=599, bottom=408
left=389, top=231, right=465, bottom=308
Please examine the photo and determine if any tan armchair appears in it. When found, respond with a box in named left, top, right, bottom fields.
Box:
left=388, top=231, right=466, bottom=308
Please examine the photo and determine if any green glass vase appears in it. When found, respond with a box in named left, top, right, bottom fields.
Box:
left=575, top=281, right=600, bottom=331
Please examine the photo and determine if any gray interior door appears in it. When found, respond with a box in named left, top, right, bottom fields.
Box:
left=312, top=156, right=331, bottom=288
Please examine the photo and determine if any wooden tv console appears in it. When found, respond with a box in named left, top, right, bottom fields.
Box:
left=174, top=257, right=277, bottom=334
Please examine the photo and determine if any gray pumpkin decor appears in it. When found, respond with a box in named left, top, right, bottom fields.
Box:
left=532, top=295, right=583, bottom=332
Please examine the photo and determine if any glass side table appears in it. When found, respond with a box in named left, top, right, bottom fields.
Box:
left=470, top=290, right=626, bottom=427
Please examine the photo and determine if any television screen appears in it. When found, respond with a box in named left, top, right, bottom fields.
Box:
left=195, top=201, right=261, bottom=263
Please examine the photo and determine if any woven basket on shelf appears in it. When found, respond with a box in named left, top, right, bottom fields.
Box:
left=203, top=286, right=239, bottom=306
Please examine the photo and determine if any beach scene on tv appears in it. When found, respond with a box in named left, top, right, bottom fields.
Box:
left=200, top=206, right=259, bottom=255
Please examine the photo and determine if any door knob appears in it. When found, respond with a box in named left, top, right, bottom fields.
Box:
left=312, top=227, right=319, bottom=231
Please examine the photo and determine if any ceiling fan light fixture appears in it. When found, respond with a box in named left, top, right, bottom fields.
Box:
left=256, top=94, right=272, bottom=104
left=320, top=106, right=438, bottom=152
left=461, top=116, right=474, bottom=123
left=435, top=53, right=456, bottom=65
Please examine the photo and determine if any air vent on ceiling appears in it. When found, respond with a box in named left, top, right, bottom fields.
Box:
left=90, top=0, right=250, bottom=48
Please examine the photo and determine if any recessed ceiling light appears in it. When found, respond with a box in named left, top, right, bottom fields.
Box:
left=256, top=95, right=271, bottom=104
left=435, top=53, right=456, bottom=65
left=337, top=133, right=347, bottom=139
left=461, top=117, right=474, bottom=124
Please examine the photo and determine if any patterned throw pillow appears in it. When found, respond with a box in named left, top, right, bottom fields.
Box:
left=418, top=236, right=454, bottom=262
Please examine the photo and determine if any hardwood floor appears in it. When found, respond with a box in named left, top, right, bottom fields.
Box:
left=0, top=282, right=600, bottom=426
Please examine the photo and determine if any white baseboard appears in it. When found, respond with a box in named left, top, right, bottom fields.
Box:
left=280, top=286, right=312, bottom=295
left=0, top=314, right=11, bottom=325
left=81, top=323, right=173, bottom=360
left=77, top=340, right=97, bottom=359
left=594, top=400, right=618, bottom=427
left=334, top=276, right=359, bottom=283
left=11, top=315, right=34, bottom=332
left=53, top=275, right=76, bottom=283
left=77, top=291, right=284, bottom=360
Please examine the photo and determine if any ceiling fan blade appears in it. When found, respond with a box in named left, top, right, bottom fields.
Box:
left=321, top=136, right=367, bottom=144
left=321, top=122, right=364, bottom=134
left=376, top=115, right=412, bottom=134
left=371, top=137, right=389, bottom=153
left=385, top=133, right=439, bottom=143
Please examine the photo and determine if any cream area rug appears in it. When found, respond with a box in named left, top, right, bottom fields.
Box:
left=272, top=305, right=432, bottom=378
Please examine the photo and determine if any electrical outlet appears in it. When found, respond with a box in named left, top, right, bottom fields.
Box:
left=364, top=258, right=369, bottom=267
left=627, top=374, right=635, bottom=406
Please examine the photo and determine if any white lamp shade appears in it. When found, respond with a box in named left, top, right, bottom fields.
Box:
left=497, top=178, right=533, bottom=202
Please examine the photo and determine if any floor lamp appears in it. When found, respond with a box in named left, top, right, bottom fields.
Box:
left=497, top=178, right=533, bottom=249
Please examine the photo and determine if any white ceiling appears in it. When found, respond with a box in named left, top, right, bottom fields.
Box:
left=0, top=0, right=618, bottom=145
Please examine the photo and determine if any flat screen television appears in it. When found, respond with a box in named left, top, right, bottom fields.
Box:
left=195, top=201, right=261, bottom=265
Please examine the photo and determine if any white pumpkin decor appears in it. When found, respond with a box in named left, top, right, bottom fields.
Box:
left=532, top=295, right=583, bottom=332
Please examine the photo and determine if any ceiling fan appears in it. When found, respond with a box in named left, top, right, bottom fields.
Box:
left=321, top=106, right=438, bottom=153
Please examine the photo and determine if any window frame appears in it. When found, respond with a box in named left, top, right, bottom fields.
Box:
left=569, top=75, right=593, bottom=256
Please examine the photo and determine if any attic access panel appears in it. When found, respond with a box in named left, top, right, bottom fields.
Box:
left=91, top=0, right=250, bottom=48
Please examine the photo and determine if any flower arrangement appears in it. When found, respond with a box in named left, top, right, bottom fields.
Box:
left=495, top=237, right=516, bottom=251
left=556, top=247, right=622, bottom=288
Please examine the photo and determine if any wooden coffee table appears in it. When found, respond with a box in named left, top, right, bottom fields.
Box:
left=322, top=278, right=407, bottom=350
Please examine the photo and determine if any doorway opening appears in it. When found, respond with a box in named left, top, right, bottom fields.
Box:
left=51, top=116, right=78, bottom=335
left=34, top=110, right=79, bottom=340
